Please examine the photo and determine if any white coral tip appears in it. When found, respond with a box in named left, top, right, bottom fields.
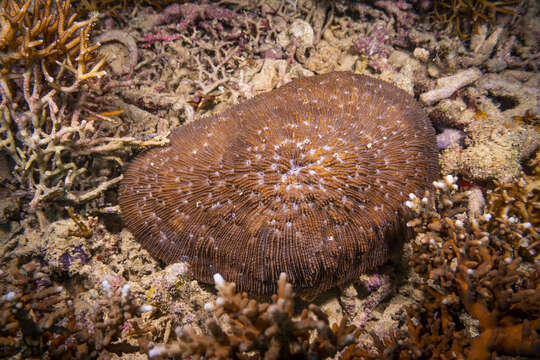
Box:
left=445, top=174, right=456, bottom=184
left=433, top=180, right=444, bottom=189
left=2, top=291, right=16, bottom=301
left=213, top=273, right=225, bottom=288
left=148, top=345, right=167, bottom=358
left=139, top=304, right=153, bottom=313
left=101, top=280, right=112, bottom=295
left=121, top=284, right=131, bottom=300
left=204, top=302, right=215, bottom=311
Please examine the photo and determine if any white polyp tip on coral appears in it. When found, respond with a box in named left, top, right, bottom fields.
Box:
left=405, top=201, right=414, bottom=209
left=508, top=217, right=518, bottom=224
left=466, top=268, right=474, bottom=275
left=101, top=280, right=112, bottom=295
left=520, top=238, right=530, bottom=247
left=268, top=304, right=279, bottom=315
left=148, top=345, right=167, bottom=358
left=3, top=291, right=16, bottom=301
left=204, top=302, right=215, bottom=311
left=343, top=334, right=355, bottom=344
left=445, top=174, right=456, bottom=184
left=504, top=257, right=512, bottom=264
left=213, top=273, right=225, bottom=288
left=121, top=284, right=131, bottom=299
left=455, top=219, right=464, bottom=227
left=139, top=304, right=153, bottom=313
left=216, top=297, right=225, bottom=306
left=523, top=222, right=532, bottom=229
left=442, top=297, right=449, bottom=305
left=421, top=197, right=428, bottom=204
left=433, top=181, right=444, bottom=189
left=408, top=193, right=417, bottom=200
left=482, top=213, right=492, bottom=221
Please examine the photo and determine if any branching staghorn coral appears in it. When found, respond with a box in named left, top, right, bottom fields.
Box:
left=148, top=273, right=360, bottom=360
left=484, top=151, right=540, bottom=260
left=432, top=0, right=521, bottom=38
left=345, top=174, right=539, bottom=359
left=0, top=256, right=153, bottom=358
left=0, top=0, right=168, bottom=209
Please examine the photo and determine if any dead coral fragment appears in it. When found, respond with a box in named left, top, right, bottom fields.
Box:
left=420, top=67, right=482, bottom=105
left=148, top=273, right=360, bottom=360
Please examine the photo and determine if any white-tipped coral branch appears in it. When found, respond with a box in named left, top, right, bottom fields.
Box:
left=148, top=272, right=360, bottom=360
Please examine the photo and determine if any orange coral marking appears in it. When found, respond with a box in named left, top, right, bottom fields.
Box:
left=98, top=109, right=124, bottom=117
left=475, top=111, right=487, bottom=119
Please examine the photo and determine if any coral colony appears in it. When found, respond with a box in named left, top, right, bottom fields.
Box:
left=0, top=0, right=539, bottom=359
left=118, top=72, right=439, bottom=296
left=0, top=0, right=167, bottom=209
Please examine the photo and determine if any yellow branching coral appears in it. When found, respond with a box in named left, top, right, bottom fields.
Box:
left=0, top=0, right=105, bottom=91
left=0, top=0, right=167, bottom=208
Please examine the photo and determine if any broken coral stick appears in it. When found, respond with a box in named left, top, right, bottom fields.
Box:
left=420, top=67, right=482, bottom=105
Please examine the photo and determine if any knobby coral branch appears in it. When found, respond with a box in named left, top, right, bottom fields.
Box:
left=148, top=273, right=360, bottom=360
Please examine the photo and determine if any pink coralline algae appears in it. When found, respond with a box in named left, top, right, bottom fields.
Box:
left=118, top=72, right=439, bottom=296
left=159, top=2, right=238, bottom=31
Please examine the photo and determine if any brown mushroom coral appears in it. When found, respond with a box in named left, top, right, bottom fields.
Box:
left=118, top=72, right=439, bottom=296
